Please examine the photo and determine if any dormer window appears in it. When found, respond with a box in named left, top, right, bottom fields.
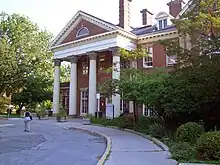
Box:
left=155, top=12, right=172, bottom=30
left=158, top=19, right=168, bottom=30
left=76, top=27, right=89, bottom=38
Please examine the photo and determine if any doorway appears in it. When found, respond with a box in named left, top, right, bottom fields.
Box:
left=80, top=90, right=88, bottom=116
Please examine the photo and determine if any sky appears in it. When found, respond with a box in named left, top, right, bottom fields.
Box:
left=0, top=0, right=179, bottom=37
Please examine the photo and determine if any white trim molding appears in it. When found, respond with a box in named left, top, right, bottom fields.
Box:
left=52, top=33, right=137, bottom=59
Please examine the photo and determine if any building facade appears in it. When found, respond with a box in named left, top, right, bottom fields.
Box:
left=51, top=0, right=190, bottom=117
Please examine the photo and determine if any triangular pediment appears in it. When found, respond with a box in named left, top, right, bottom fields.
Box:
left=51, top=10, right=118, bottom=47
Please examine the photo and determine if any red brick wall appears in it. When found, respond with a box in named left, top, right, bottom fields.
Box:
left=137, top=43, right=166, bottom=71
left=76, top=52, right=112, bottom=116
left=61, top=19, right=108, bottom=44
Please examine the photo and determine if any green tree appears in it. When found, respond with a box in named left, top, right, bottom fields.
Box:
left=11, top=74, right=53, bottom=112
left=0, top=12, right=53, bottom=96
left=60, top=64, right=70, bottom=83
left=156, top=0, right=220, bottom=129
left=161, top=0, right=220, bottom=69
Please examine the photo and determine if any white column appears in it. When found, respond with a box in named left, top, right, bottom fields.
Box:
left=69, top=56, right=78, bottom=116
left=88, top=52, right=97, bottom=116
left=53, top=59, right=61, bottom=114
left=111, top=47, right=121, bottom=117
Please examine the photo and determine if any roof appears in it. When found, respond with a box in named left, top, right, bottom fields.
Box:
left=131, top=24, right=176, bottom=36
left=52, top=7, right=181, bottom=47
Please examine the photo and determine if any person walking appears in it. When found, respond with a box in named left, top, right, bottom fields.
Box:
left=24, top=111, right=32, bottom=132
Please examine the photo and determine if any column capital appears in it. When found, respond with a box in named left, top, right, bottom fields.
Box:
left=87, top=51, right=97, bottom=60
left=110, top=47, right=121, bottom=56
left=68, top=56, right=78, bottom=63
left=53, top=59, right=62, bottom=66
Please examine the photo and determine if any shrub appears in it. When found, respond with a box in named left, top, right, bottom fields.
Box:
left=167, top=141, right=197, bottom=161
left=176, top=122, right=204, bottom=142
left=90, top=116, right=133, bottom=128
left=133, top=116, right=162, bottom=134
left=196, top=131, right=220, bottom=161
left=148, top=123, right=167, bottom=139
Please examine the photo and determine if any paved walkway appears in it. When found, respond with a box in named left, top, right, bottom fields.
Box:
left=59, top=120, right=178, bottom=165
left=0, top=119, right=105, bottom=165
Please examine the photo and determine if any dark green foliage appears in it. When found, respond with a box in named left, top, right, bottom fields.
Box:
left=148, top=123, right=167, bottom=139
left=90, top=116, right=132, bottom=129
left=164, top=140, right=197, bottom=161
left=196, top=131, right=220, bottom=161
left=176, top=122, right=204, bottom=142
left=134, top=116, right=163, bottom=134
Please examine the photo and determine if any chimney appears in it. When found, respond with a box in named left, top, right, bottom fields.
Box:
left=140, top=9, right=153, bottom=26
left=119, top=0, right=132, bottom=31
left=167, top=0, right=184, bottom=17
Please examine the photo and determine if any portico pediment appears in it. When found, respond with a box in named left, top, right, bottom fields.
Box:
left=51, top=10, right=118, bottom=47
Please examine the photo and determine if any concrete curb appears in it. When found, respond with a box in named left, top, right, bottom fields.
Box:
left=64, top=126, right=112, bottom=165
left=178, top=163, right=214, bottom=165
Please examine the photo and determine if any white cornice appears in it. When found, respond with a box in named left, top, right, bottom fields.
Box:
left=51, top=28, right=179, bottom=52
left=137, top=29, right=178, bottom=44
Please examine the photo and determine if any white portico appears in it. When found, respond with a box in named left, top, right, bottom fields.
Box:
left=51, top=10, right=137, bottom=117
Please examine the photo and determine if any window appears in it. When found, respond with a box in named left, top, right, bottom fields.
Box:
left=143, top=105, right=156, bottom=117
left=143, top=47, right=153, bottom=68
left=166, top=55, right=177, bottom=66
left=158, top=19, right=168, bottom=30
left=82, top=59, right=88, bottom=75
left=163, top=19, right=167, bottom=28
left=159, top=20, right=163, bottom=30
left=76, top=27, right=89, bottom=37
left=99, top=55, right=105, bottom=71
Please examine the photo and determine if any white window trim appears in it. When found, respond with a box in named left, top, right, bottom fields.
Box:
left=142, top=105, right=155, bottom=117
left=80, top=89, right=88, bottom=116
left=76, top=27, right=89, bottom=38
left=143, top=47, right=153, bottom=68
left=157, top=19, right=168, bottom=30
left=166, top=55, right=177, bottom=66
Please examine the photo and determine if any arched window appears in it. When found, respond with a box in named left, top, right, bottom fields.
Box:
left=76, top=27, right=89, bottom=37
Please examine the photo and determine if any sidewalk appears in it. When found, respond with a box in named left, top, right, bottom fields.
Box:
left=60, top=121, right=177, bottom=165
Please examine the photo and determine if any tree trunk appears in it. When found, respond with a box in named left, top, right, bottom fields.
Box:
left=133, top=100, right=137, bottom=122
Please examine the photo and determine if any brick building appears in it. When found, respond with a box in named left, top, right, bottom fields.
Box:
left=51, top=0, right=190, bottom=117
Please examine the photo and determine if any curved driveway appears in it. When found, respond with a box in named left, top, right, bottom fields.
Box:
left=0, top=119, right=106, bottom=165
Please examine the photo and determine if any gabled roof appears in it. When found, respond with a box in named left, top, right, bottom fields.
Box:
left=51, top=10, right=118, bottom=47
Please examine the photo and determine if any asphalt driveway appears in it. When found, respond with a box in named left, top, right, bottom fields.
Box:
left=0, top=119, right=106, bottom=165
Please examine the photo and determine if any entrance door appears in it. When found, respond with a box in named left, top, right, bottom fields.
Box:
left=80, top=90, right=88, bottom=116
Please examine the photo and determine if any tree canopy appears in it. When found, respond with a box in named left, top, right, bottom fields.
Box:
left=0, top=12, right=53, bottom=110
left=0, top=12, right=53, bottom=96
